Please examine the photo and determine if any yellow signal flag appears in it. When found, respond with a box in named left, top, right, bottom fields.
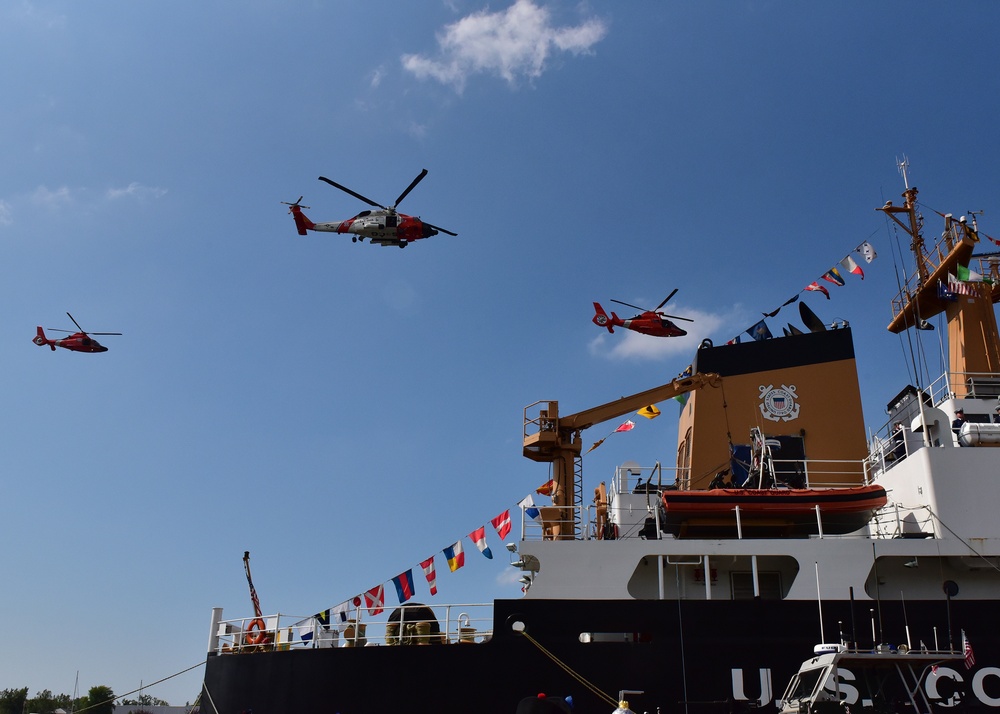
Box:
left=637, top=405, right=661, bottom=419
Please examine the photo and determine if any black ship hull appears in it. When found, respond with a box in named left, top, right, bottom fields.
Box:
left=200, top=597, right=1000, bottom=713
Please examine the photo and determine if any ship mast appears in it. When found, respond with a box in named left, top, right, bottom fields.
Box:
left=879, top=159, right=1000, bottom=394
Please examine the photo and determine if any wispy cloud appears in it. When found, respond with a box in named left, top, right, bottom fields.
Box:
left=30, top=185, right=75, bottom=210
left=405, top=122, right=429, bottom=139
left=106, top=182, right=167, bottom=201
left=10, top=182, right=166, bottom=221
left=6, top=1, right=67, bottom=30
left=401, top=0, right=608, bottom=92
left=496, top=564, right=528, bottom=589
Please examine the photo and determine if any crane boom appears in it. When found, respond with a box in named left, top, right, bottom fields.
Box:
left=522, top=372, right=721, bottom=538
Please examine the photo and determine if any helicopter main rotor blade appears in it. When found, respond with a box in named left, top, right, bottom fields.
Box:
left=393, top=169, right=428, bottom=208
left=90, top=332, right=123, bottom=336
left=423, top=221, right=457, bottom=237
left=654, top=289, right=679, bottom=312
left=317, top=177, right=386, bottom=210
left=66, top=312, right=84, bottom=332
left=660, top=313, right=694, bottom=323
left=610, top=299, right=646, bottom=312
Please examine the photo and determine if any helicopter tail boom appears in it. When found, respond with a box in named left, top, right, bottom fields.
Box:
left=289, top=204, right=315, bottom=235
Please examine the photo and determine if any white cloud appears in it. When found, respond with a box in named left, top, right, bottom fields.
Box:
left=405, top=121, right=429, bottom=139
left=106, top=182, right=167, bottom=201
left=30, top=185, right=75, bottom=209
left=401, top=0, right=608, bottom=92
left=495, top=566, right=527, bottom=589
left=9, top=182, right=166, bottom=219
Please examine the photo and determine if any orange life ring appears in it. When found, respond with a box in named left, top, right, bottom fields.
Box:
left=245, top=617, right=269, bottom=645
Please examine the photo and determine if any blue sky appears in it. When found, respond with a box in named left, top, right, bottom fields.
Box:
left=2, top=0, right=1000, bottom=705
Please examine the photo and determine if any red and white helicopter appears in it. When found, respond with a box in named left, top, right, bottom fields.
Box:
left=592, top=289, right=693, bottom=338
left=33, top=313, right=121, bottom=353
left=284, top=169, right=457, bottom=249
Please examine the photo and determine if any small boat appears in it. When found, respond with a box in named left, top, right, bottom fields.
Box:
left=660, top=484, right=888, bottom=537
left=778, top=641, right=967, bottom=713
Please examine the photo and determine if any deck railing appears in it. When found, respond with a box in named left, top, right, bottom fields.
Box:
left=209, top=602, right=493, bottom=655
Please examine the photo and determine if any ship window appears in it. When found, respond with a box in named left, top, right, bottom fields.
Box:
left=730, top=571, right=782, bottom=600
left=783, top=666, right=827, bottom=702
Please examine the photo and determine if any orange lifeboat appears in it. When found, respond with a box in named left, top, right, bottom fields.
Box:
left=660, top=484, right=887, bottom=538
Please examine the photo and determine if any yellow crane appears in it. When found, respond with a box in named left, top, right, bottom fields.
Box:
left=522, top=372, right=720, bottom=539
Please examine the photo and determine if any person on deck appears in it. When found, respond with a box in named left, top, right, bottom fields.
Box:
left=889, top=421, right=906, bottom=461
left=952, top=409, right=967, bottom=444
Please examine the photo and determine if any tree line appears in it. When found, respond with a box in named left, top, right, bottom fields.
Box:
left=0, top=686, right=170, bottom=714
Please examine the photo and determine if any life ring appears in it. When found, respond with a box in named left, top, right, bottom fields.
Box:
left=245, top=617, right=269, bottom=645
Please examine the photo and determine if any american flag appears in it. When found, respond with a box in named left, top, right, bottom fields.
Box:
left=249, top=582, right=262, bottom=617
left=963, top=630, right=976, bottom=669
left=243, top=552, right=263, bottom=617
left=950, top=278, right=976, bottom=296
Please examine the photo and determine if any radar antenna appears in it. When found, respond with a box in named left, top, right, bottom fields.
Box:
left=897, top=154, right=911, bottom=188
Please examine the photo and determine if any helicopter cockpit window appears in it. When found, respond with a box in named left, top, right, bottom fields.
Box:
left=356, top=210, right=372, bottom=218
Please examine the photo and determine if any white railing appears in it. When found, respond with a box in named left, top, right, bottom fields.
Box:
left=515, top=457, right=879, bottom=543
left=870, top=503, right=937, bottom=539
left=765, top=458, right=872, bottom=488
left=868, top=369, right=1000, bottom=471
left=520, top=502, right=590, bottom=541
left=210, top=602, right=493, bottom=654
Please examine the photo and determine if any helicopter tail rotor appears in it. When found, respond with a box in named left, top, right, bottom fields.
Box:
left=33, top=326, right=54, bottom=350
left=592, top=303, right=617, bottom=333
left=283, top=198, right=315, bottom=235
left=281, top=197, right=310, bottom=212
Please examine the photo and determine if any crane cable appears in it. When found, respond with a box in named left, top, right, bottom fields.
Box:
left=66, top=660, right=206, bottom=714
